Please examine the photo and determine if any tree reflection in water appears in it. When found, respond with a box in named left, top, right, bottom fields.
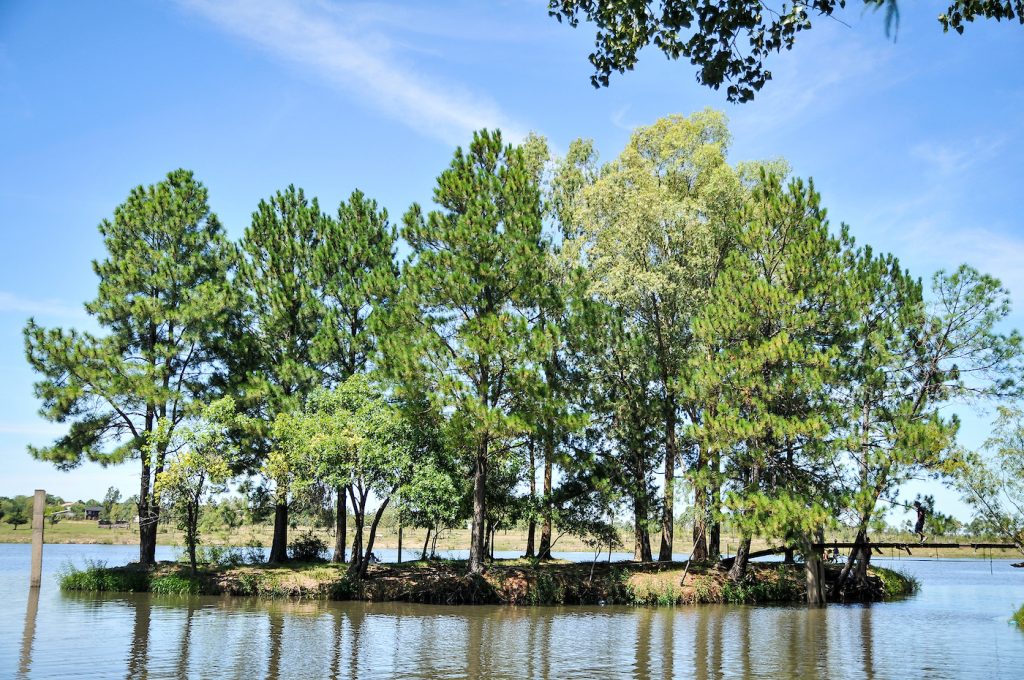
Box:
left=125, top=595, right=150, bottom=680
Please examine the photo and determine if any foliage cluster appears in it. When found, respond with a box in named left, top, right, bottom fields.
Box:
left=871, top=566, right=919, bottom=598
left=288, top=531, right=328, bottom=562
left=549, top=0, right=1024, bottom=102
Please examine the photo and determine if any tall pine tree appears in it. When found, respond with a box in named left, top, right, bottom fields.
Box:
left=394, top=129, right=546, bottom=574
left=234, top=185, right=329, bottom=563
left=24, top=169, right=235, bottom=565
left=314, top=189, right=398, bottom=562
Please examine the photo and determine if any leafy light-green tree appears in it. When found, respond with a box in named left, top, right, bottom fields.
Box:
left=296, top=377, right=420, bottom=577
left=24, top=169, right=235, bottom=565
left=954, top=408, right=1024, bottom=555
left=567, top=110, right=743, bottom=561
left=154, top=398, right=237, bottom=573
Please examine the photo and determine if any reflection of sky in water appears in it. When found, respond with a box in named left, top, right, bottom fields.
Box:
left=1, top=545, right=1022, bottom=679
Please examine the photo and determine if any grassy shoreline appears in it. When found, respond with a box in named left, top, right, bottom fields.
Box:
left=58, top=557, right=917, bottom=606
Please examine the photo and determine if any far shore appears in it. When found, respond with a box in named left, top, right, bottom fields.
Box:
left=3, top=519, right=1018, bottom=561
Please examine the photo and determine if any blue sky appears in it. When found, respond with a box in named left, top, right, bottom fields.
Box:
left=1, top=1, right=1022, bottom=524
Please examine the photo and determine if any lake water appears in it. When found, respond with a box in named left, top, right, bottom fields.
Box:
left=1, top=544, right=1022, bottom=678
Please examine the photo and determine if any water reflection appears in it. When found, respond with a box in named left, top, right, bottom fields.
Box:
left=860, top=605, right=875, bottom=680
left=266, top=607, right=284, bottom=680
left=126, top=596, right=150, bottom=680
left=4, top=563, right=1018, bottom=680
left=17, top=585, right=39, bottom=677
left=175, top=600, right=195, bottom=679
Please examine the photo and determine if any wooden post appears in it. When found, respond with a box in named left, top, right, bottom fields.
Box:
left=30, top=489, right=45, bottom=588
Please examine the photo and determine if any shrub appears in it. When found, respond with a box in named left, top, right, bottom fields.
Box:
left=288, top=531, right=327, bottom=562
left=721, top=567, right=801, bottom=604
left=691, top=575, right=720, bottom=604
left=872, top=566, right=919, bottom=598
left=528, top=571, right=566, bottom=605
left=59, top=560, right=149, bottom=592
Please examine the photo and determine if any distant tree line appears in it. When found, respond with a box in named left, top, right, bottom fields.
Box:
left=24, top=110, right=1024, bottom=603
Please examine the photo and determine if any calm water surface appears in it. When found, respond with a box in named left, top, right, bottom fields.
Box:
left=1, top=544, right=1021, bottom=678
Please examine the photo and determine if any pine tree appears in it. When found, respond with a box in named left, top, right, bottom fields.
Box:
left=234, top=185, right=330, bottom=563
left=314, top=189, right=398, bottom=562
left=394, top=129, right=546, bottom=574
left=689, top=173, right=852, bottom=602
left=24, top=169, right=235, bottom=565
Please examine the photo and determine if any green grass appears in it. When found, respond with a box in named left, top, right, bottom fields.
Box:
left=150, top=573, right=199, bottom=595
left=59, top=560, right=150, bottom=592
left=1012, top=604, right=1024, bottom=629
left=871, top=566, right=919, bottom=598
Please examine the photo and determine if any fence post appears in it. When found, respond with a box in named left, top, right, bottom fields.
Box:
left=30, top=490, right=45, bottom=588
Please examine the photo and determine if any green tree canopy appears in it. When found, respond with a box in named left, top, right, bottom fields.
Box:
left=548, top=0, right=1024, bottom=102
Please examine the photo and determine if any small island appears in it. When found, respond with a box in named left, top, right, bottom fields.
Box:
left=59, top=557, right=916, bottom=606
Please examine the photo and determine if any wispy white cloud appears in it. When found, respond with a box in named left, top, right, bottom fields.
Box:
left=178, top=0, right=527, bottom=145
left=610, top=105, right=637, bottom=132
left=910, top=136, right=1008, bottom=176
left=730, top=26, right=903, bottom=141
left=898, top=220, right=1024, bottom=303
left=0, top=291, right=87, bottom=320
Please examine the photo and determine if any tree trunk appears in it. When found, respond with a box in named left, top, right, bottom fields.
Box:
left=728, top=536, right=752, bottom=581
left=138, top=449, right=157, bottom=566
left=484, top=519, right=492, bottom=562
left=358, top=497, right=390, bottom=579
left=658, top=400, right=677, bottom=562
left=526, top=440, right=536, bottom=558
left=691, top=448, right=709, bottom=562
left=422, top=526, right=432, bottom=560
left=187, top=502, right=198, bottom=575
left=347, top=487, right=366, bottom=576
left=855, top=537, right=871, bottom=582
left=805, top=551, right=826, bottom=606
left=468, top=441, right=487, bottom=574
left=268, top=501, right=289, bottom=563
left=537, top=438, right=553, bottom=560
left=398, top=522, right=403, bottom=564
left=709, top=521, right=721, bottom=561
left=139, top=512, right=158, bottom=566
left=804, top=531, right=826, bottom=606
left=708, top=451, right=721, bottom=560
left=333, top=484, right=347, bottom=563
left=633, top=494, right=653, bottom=562
left=836, top=528, right=866, bottom=595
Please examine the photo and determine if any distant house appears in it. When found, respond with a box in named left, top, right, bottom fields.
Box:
left=49, top=509, right=74, bottom=524
left=84, top=506, right=103, bottom=520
